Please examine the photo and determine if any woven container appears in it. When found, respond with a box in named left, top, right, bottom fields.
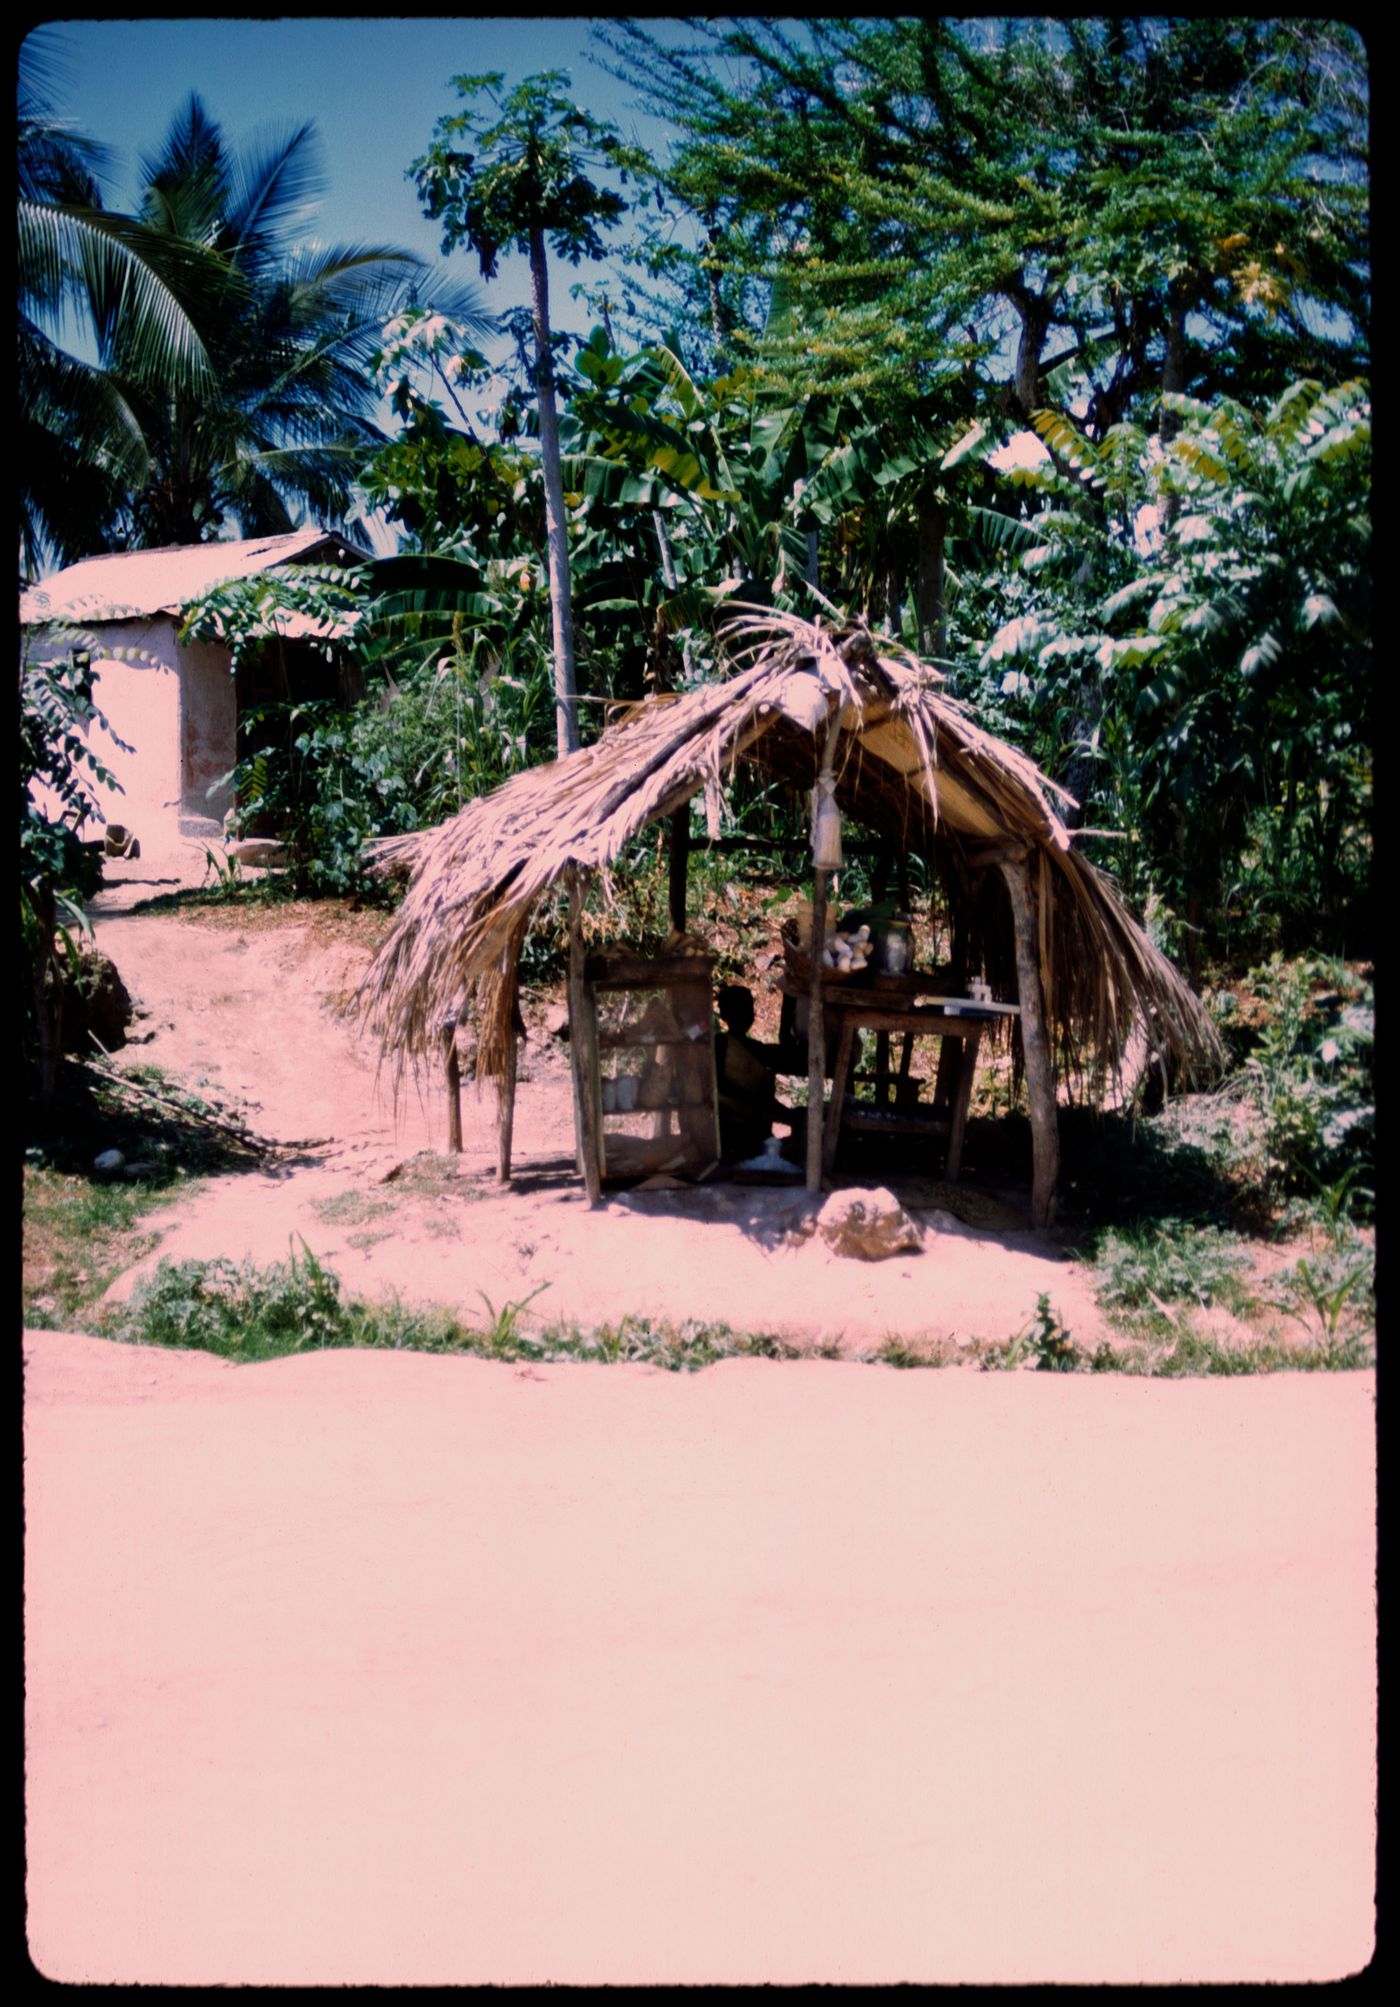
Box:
left=780, top=917, right=862, bottom=986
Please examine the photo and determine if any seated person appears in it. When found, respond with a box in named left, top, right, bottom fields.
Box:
left=713, top=984, right=791, bottom=1160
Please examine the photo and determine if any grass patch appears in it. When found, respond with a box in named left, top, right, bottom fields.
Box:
left=311, top=1189, right=398, bottom=1228
left=23, top=1165, right=194, bottom=1329
left=876, top=1334, right=957, bottom=1369
left=21, top=1055, right=272, bottom=1330
left=104, top=1248, right=803, bottom=1372
left=381, top=1151, right=491, bottom=1199
left=101, top=1247, right=1373, bottom=1380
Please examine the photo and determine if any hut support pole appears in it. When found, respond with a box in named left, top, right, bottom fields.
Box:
left=497, top=1025, right=517, bottom=1184
left=443, top=1023, right=462, bottom=1154
left=997, top=849, right=1060, bottom=1228
left=805, top=865, right=829, bottom=1194
left=805, top=714, right=843, bottom=1195
left=566, top=868, right=603, bottom=1207
left=668, top=806, right=689, bottom=935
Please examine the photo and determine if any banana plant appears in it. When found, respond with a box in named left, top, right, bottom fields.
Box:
left=559, top=324, right=850, bottom=622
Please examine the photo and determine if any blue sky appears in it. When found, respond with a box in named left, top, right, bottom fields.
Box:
left=30, top=16, right=700, bottom=553
left=35, top=15, right=685, bottom=338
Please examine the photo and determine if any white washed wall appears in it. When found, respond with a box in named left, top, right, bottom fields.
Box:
left=26, top=615, right=237, bottom=853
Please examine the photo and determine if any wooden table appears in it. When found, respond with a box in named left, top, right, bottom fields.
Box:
left=779, top=976, right=1020, bottom=1182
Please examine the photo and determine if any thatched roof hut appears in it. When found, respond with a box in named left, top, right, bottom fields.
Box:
left=356, top=609, right=1221, bottom=1223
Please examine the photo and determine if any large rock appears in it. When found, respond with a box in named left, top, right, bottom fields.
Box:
left=815, top=1187, right=924, bottom=1261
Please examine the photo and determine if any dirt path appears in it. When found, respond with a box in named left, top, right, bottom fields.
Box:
left=89, top=874, right=1113, bottom=1353
left=24, top=1329, right=1375, bottom=1984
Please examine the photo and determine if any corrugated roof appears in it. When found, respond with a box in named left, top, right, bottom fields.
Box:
left=19, top=527, right=373, bottom=626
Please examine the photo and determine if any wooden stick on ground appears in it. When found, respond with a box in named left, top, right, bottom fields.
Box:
left=77, top=1051, right=274, bottom=1152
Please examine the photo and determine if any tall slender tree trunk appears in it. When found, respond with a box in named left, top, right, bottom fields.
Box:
left=652, top=510, right=696, bottom=683
left=528, top=223, right=580, bottom=758
left=703, top=222, right=729, bottom=369
left=1159, top=288, right=1189, bottom=536
left=792, top=477, right=819, bottom=595
left=915, top=495, right=947, bottom=661
left=1009, top=288, right=1052, bottom=421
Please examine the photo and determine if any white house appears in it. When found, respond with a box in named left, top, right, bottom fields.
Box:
left=21, top=527, right=371, bottom=856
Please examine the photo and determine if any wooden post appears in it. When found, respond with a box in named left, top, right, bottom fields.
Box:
left=943, top=1025, right=982, bottom=1184
left=668, top=805, right=690, bottom=936
left=443, top=1022, right=462, bottom=1154
left=805, top=712, right=844, bottom=1195
left=805, top=864, right=829, bottom=1194
left=821, top=1011, right=858, bottom=1178
left=497, top=1020, right=517, bottom=1184
left=998, top=849, right=1060, bottom=1227
left=566, top=869, right=604, bottom=1207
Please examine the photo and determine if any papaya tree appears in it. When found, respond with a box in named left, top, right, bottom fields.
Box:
left=412, top=71, right=649, bottom=755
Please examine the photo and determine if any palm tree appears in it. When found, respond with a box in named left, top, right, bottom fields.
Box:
left=104, top=94, right=495, bottom=549
left=19, top=31, right=221, bottom=572
left=19, top=54, right=494, bottom=568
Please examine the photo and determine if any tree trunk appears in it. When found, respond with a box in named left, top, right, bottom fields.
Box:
left=997, top=850, right=1060, bottom=1228
left=884, top=570, right=904, bottom=638
left=1159, top=288, right=1189, bottom=534
left=652, top=510, right=695, bottom=682
left=792, top=478, right=819, bottom=596
left=528, top=224, right=580, bottom=758
left=915, top=496, right=947, bottom=660
left=704, top=223, right=729, bottom=367
left=1010, top=289, right=1052, bottom=421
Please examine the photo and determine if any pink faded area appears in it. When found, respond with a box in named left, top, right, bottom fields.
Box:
left=24, top=1331, right=1375, bottom=1986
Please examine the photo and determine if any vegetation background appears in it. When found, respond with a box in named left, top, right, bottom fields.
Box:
left=21, top=17, right=1372, bottom=1367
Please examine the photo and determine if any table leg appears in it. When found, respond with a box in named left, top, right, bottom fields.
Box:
left=822, top=1018, right=858, bottom=1178
left=944, top=1028, right=982, bottom=1183
left=932, top=1035, right=959, bottom=1115
left=875, top=1030, right=891, bottom=1106
left=896, top=1032, right=916, bottom=1109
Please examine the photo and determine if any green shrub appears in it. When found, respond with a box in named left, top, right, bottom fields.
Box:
left=112, top=1239, right=350, bottom=1358
left=1240, top=956, right=1374, bottom=1200
left=221, top=636, right=556, bottom=899
left=1092, top=1220, right=1256, bottom=1320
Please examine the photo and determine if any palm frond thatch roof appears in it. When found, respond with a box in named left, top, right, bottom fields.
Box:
left=355, top=609, right=1223, bottom=1092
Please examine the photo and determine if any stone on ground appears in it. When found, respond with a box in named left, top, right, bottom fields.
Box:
left=815, top=1186, right=924, bottom=1260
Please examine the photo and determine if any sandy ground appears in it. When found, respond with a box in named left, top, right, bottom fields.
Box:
left=24, top=1329, right=1375, bottom=1985
left=25, top=860, right=1377, bottom=1982
left=87, top=860, right=1114, bottom=1354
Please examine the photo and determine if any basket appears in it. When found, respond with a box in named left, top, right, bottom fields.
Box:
left=780, top=917, right=862, bottom=986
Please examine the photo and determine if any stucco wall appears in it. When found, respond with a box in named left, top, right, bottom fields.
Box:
left=26, top=616, right=237, bottom=852
left=87, top=619, right=184, bottom=844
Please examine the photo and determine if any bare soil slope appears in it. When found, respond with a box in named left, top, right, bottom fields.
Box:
left=89, top=872, right=1109, bottom=1353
